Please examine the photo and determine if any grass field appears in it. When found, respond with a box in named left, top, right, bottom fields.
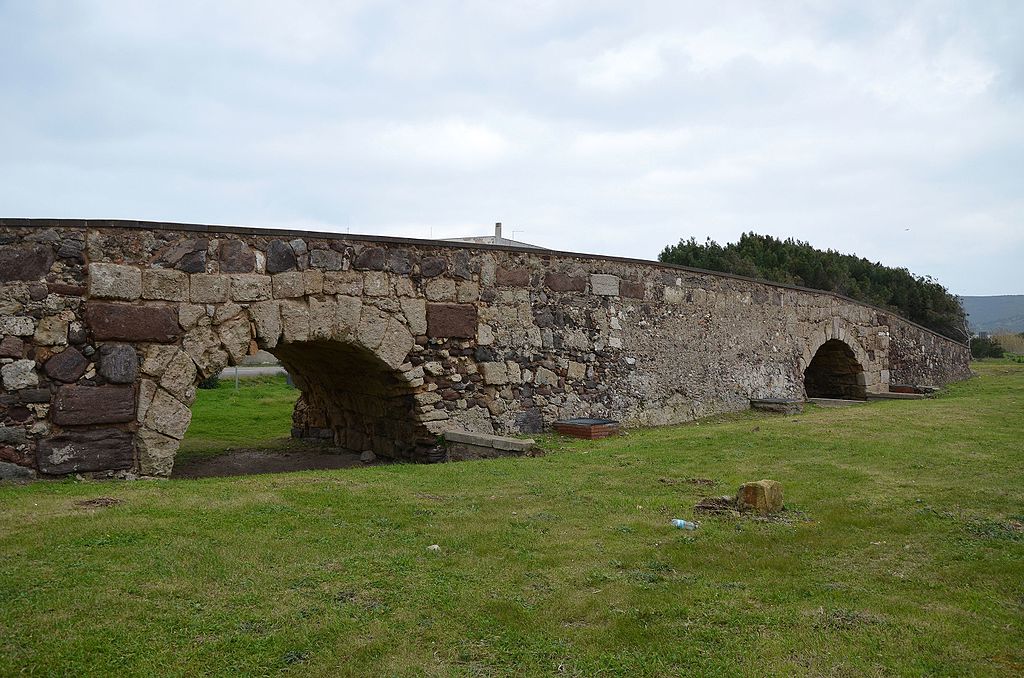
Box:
left=1, top=362, right=1022, bottom=676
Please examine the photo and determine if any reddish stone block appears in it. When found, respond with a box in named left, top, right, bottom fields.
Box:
left=0, top=244, right=54, bottom=282
left=84, top=302, right=180, bottom=343
left=426, top=303, right=478, bottom=338
left=544, top=273, right=586, bottom=293
left=620, top=281, right=645, bottom=299
left=496, top=267, right=530, bottom=287
left=51, top=385, right=135, bottom=425
left=36, top=428, right=134, bottom=474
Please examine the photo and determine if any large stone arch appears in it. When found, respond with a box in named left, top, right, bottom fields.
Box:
left=803, top=339, right=867, bottom=400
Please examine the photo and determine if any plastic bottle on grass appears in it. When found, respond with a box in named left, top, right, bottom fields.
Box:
left=671, top=518, right=698, bottom=530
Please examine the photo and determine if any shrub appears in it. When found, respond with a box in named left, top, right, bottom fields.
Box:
left=198, top=375, right=220, bottom=390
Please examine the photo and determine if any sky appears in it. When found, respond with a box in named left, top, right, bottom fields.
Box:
left=1, top=1, right=1021, bottom=296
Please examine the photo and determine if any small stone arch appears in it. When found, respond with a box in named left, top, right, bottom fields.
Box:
left=803, top=338, right=867, bottom=400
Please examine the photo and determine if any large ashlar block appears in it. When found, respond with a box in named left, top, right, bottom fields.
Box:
left=142, top=269, right=189, bottom=301
left=190, top=274, right=229, bottom=303
left=88, top=263, right=142, bottom=301
left=590, top=274, right=619, bottom=296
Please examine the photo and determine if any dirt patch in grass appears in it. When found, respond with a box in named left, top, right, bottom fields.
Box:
left=74, top=497, right=122, bottom=509
left=172, top=447, right=381, bottom=479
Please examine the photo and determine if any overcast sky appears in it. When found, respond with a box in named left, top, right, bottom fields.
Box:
left=1, top=1, right=1021, bottom=295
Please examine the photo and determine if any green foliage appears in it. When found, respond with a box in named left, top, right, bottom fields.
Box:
left=1, top=364, right=1022, bottom=676
left=971, top=335, right=1005, bottom=360
left=659, top=233, right=968, bottom=340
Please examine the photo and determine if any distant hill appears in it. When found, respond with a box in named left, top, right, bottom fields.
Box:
left=961, top=295, right=1024, bottom=333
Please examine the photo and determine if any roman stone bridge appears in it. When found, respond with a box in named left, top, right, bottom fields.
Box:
left=0, top=219, right=971, bottom=479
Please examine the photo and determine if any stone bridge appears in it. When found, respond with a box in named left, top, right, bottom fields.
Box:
left=0, top=219, right=971, bottom=479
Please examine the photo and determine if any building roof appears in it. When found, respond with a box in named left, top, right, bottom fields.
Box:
left=439, top=223, right=544, bottom=249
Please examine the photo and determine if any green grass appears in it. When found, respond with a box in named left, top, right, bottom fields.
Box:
left=1, top=363, right=1022, bottom=676
left=178, top=375, right=299, bottom=458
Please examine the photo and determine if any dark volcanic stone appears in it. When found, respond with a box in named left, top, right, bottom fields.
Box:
left=515, top=408, right=544, bottom=434
left=0, top=336, right=23, bottom=358
left=544, top=273, right=586, bottom=293
left=176, top=249, right=206, bottom=273
left=17, top=389, right=51, bottom=404
left=47, top=282, right=86, bottom=296
left=27, top=283, right=48, bottom=301
left=452, top=251, right=472, bottom=280
left=309, top=249, right=345, bottom=270
left=36, top=428, right=134, bottom=475
left=496, top=267, right=530, bottom=287
left=265, top=239, right=297, bottom=273
left=98, top=343, right=138, bottom=384
left=426, top=303, right=478, bottom=339
left=158, top=238, right=207, bottom=268
left=85, top=302, right=180, bottom=343
left=354, top=247, right=386, bottom=271
left=218, top=240, right=256, bottom=273
left=45, top=347, right=89, bottom=382
left=67, top=323, right=88, bottom=344
left=420, top=257, right=447, bottom=278
left=0, top=244, right=54, bottom=282
left=51, top=384, right=135, bottom=425
left=386, top=249, right=412, bottom=274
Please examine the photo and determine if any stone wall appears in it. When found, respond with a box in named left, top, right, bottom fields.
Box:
left=0, top=219, right=971, bottom=479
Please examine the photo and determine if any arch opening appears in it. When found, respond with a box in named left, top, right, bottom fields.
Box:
left=803, top=339, right=867, bottom=400
left=270, top=340, right=435, bottom=462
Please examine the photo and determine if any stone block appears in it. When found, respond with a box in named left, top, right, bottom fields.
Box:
left=51, top=384, right=135, bottom=425
left=356, top=306, right=388, bottom=349
left=426, top=278, right=456, bottom=302
left=98, top=343, right=138, bottom=384
left=1, top=360, right=38, bottom=390
left=400, top=298, right=427, bottom=335
left=335, top=295, right=361, bottom=338
left=620, top=280, right=645, bottom=299
left=217, top=315, right=252, bottom=364
left=567, top=361, right=586, bottom=380
left=229, top=274, right=271, bottom=302
left=0, top=244, right=54, bottom=282
left=140, top=344, right=178, bottom=377
left=420, top=256, right=447, bottom=278
left=544, top=273, right=586, bottom=293
left=182, top=326, right=229, bottom=377
left=137, top=378, right=158, bottom=423
left=0, top=336, right=23, bottom=358
left=533, top=366, right=558, bottom=386
left=137, top=428, right=179, bottom=476
left=0, top=461, right=34, bottom=480
left=456, top=281, right=480, bottom=303
left=309, top=249, right=345, bottom=271
left=426, top=303, right=478, bottom=338
left=178, top=304, right=206, bottom=330
left=142, top=269, right=189, bottom=301
left=308, top=296, right=335, bottom=340
left=190, top=274, right=229, bottom=303
left=280, top=299, right=310, bottom=343
left=736, top=480, right=784, bottom=514
left=378, top=318, right=415, bottom=368
left=249, top=300, right=282, bottom=348
left=496, top=267, right=530, bottom=287
left=87, top=263, right=142, bottom=300
left=33, top=315, right=68, bottom=346
left=354, top=247, right=386, bottom=270
left=323, top=271, right=363, bottom=296
left=218, top=240, right=256, bottom=273
left=477, top=323, right=494, bottom=345
left=480, top=362, right=508, bottom=385
left=145, top=388, right=193, bottom=439
left=36, top=428, right=134, bottom=475
left=0, top=316, right=35, bottom=336
left=302, top=269, right=323, bottom=295
left=266, top=239, right=297, bottom=273
left=85, top=302, right=181, bottom=343
left=590, top=274, right=619, bottom=296
left=44, top=347, right=88, bottom=383
left=272, top=271, right=305, bottom=298
left=363, top=271, right=390, bottom=296
left=663, top=286, right=686, bottom=304
left=159, top=350, right=197, bottom=400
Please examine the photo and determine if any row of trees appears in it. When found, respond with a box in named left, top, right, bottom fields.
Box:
left=972, top=333, right=1024, bottom=360
left=658, top=233, right=968, bottom=341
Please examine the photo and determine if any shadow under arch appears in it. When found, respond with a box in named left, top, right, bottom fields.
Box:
left=269, top=339, right=436, bottom=461
left=803, top=338, right=867, bottom=400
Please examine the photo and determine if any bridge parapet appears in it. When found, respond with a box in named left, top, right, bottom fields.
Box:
left=0, top=220, right=971, bottom=479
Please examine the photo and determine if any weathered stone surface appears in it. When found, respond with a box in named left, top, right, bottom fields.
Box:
left=142, top=269, right=189, bottom=301
left=427, top=303, right=478, bottom=338
left=0, top=244, right=53, bottom=282
left=137, top=428, right=179, bottom=476
left=0, top=316, right=35, bottom=336
left=363, top=271, right=390, bottom=297
left=496, top=268, right=530, bottom=287
left=387, top=249, right=412, bottom=274
left=266, top=239, right=297, bottom=273
left=229, top=274, right=271, bottom=302
left=145, top=389, right=193, bottom=439
left=218, top=315, right=252, bottom=364
left=0, top=461, right=34, bottom=480
left=620, top=280, right=645, bottom=299
left=354, top=247, right=386, bottom=270
left=218, top=240, right=256, bottom=273
left=182, top=326, right=228, bottom=377
left=0, top=425, right=28, bottom=445
left=159, top=350, right=197, bottom=399
left=280, top=299, right=310, bottom=343
left=45, top=347, right=89, bottom=382
left=137, top=378, right=158, bottom=423
left=85, top=302, right=181, bottom=343
left=178, top=304, right=206, bottom=329
left=98, top=343, right=138, bottom=384
left=158, top=238, right=207, bottom=272
left=87, top=263, right=142, bottom=300
left=420, top=256, right=447, bottom=278
left=308, top=296, right=335, bottom=340
left=323, top=271, right=363, bottom=296
left=140, top=344, right=178, bottom=377
left=480, top=362, right=508, bottom=385
left=272, top=272, right=305, bottom=299
left=533, top=366, right=558, bottom=386
left=249, top=300, right=282, bottom=348
left=545, top=273, right=586, bottom=293
left=0, top=336, right=23, bottom=358
left=51, top=385, right=135, bottom=425
left=736, top=479, right=784, bottom=514
left=335, top=296, right=361, bottom=337
left=426, top=278, right=456, bottom=302
left=590, top=274, right=620, bottom=296
left=377, top=318, right=415, bottom=368
left=1, top=360, right=38, bottom=390
left=33, top=315, right=68, bottom=346
left=190, top=274, right=229, bottom=303
left=309, top=249, right=345, bottom=271
left=36, top=428, right=133, bottom=475
left=400, top=298, right=427, bottom=335
left=302, top=269, right=323, bottom=295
